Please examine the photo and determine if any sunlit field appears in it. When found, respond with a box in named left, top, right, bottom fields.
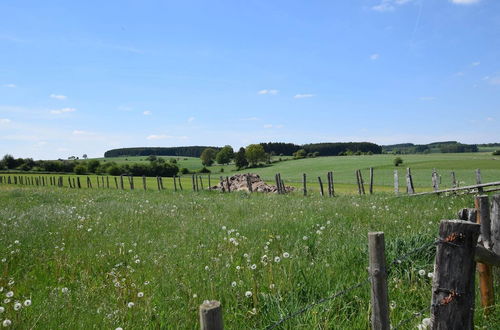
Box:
left=1, top=186, right=499, bottom=329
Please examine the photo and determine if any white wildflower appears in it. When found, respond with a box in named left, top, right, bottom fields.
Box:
left=245, top=291, right=252, bottom=298
left=127, top=302, right=134, bottom=308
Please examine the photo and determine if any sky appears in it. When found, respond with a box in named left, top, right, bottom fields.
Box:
left=0, top=0, right=499, bottom=159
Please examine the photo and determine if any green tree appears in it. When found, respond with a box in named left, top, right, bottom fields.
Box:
left=393, top=157, right=403, bottom=167
left=86, top=160, right=100, bottom=173
left=74, top=164, right=87, bottom=175
left=215, top=145, right=234, bottom=165
left=200, top=148, right=217, bottom=166
left=234, top=147, right=248, bottom=170
left=293, top=149, right=307, bottom=159
left=246, top=144, right=267, bottom=166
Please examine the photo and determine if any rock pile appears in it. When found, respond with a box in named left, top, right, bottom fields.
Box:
left=211, top=173, right=294, bottom=193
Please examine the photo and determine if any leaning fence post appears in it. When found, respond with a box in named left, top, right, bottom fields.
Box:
left=368, top=232, right=390, bottom=330
left=406, top=168, right=414, bottom=195
left=317, top=176, right=324, bottom=196
left=173, top=175, right=177, bottom=192
left=430, top=220, right=480, bottom=329
left=327, top=172, right=333, bottom=197
left=192, top=175, right=196, bottom=192
left=475, top=195, right=494, bottom=312
left=199, top=300, right=223, bottom=330
left=302, top=173, right=307, bottom=196
left=199, top=176, right=204, bottom=190
left=356, top=170, right=362, bottom=195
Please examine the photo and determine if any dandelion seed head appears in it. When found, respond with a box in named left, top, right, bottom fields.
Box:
left=2, top=319, right=11, bottom=327
left=245, top=291, right=252, bottom=298
left=127, top=302, right=134, bottom=308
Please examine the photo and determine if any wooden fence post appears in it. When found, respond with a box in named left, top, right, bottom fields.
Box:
left=120, top=175, right=124, bottom=190
left=356, top=170, right=362, bottom=195
left=368, top=232, right=390, bottom=330
left=178, top=176, right=183, bottom=190
left=492, top=195, right=500, bottom=256
left=157, top=177, right=161, bottom=191
left=114, top=177, right=118, bottom=189
left=475, top=195, right=494, bottom=312
left=331, top=171, right=335, bottom=197
left=430, top=220, right=480, bottom=329
left=199, top=300, right=223, bottom=330
left=225, top=177, right=231, bottom=192
left=246, top=174, right=252, bottom=193
left=97, top=176, right=100, bottom=188
left=129, top=175, right=134, bottom=190
left=359, top=170, right=365, bottom=195
left=208, top=174, right=211, bottom=189
left=196, top=175, right=200, bottom=191
left=406, top=168, right=415, bottom=195
left=432, top=169, right=439, bottom=192
left=451, top=171, right=457, bottom=188
left=77, top=177, right=81, bottom=189
left=219, top=176, right=225, bottom=193
left=327, top=172, right=333, bottom=197
left=275, top=174, right=281, bottom=194
left=192, top=175, right=196, bottom=192
left=87, top=176, right=92, bottom=188
left=302, top=173, right=307, bottom=196
left=369, top=167, right=374, bottom=195
left=476, top=169, right=483, bottom=193
left=318, top=176, right=324, bottom=196
left=173, top=176, right=177, bottom=192
left=106, top=176, right=109, bottom=188
left=199, top=176, right=204, bottom=190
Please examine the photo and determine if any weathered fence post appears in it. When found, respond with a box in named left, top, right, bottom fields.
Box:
left=225, top=177, right=231, bottom=192
left=101, top=176, right=104, bottom=188
left=97, top=176, right=100, bottom=188
left=196, top=175, right=200, bottom=191
left=406, top=168, right=415, bottom=195
left=199, top=176, right=204, bottom=190
left=327, top=171, right=333, bottom=197
left=369, top=167, right=374, bottom=195
left=173, top=176, right=177, bottom=192
left=106, top=176, right=109, bottom=188
left=492, top=195, right=500, bottom=256
left=199, top=300, right=223, bottom=330
left=208, top=174, right=211, bottom=189
left=192, top=175, right=196, bottom=192
left=120, top=175, right=124, bottom=190
left=156, top=177, right=161, bottom=191
left=77, top=177, right=81, bottom=189
left=451, top=171, right=457, bottom=188
left=432, top=169, right=439, bottom=192
left=178, top=176, right=183, bottom=190
left=476, top=169, right=483, bottom=193
left=246, top=174, right=252, bottom=193
left=359, top=170, right=365, bottom=195
left=142, top=175, right=147, bottom=191
left=368, top=232, right=390, bottom=330
left=430, top=220, right=480, bottom=329
left=356, top=170, right=362, bottom=195
left=318, top=176, right=324, bottom=196
left=275, top=174, right=281, bottom=194
left=219, top=176, right=225, bottom=193
left=129, top=175, right=134, bottom=190
left=68, top=177, right=72, bottom=188
left=475, top=195, right=494, bottom=312
left=114, top=177, right=118, bottom=189
left=87, top=176, right=92, bottom=188
left=302, top=173, right=307, bottom=196
left=458, top=208, right=477, bottom=223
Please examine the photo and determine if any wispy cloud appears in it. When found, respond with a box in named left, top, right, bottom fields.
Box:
left=2, top=83, right=16, bottom=88
left=50, top=107, right=76, bottom=115
left=294, top=94, right=315, bottom=99
left=451, top=0, right=480, bottom=4
left=370, top=53, right=380, bottom=60
left=0, top=118, right=11, bottom=124
left=372, top=0, right=413, bottom=12
left=258, top=89, right=279, bottom=95
left=50, top=94, right=67, bottom=100
left=263, top=124, right=284, bottom=129
left=241, top=117, right=259, bottom=121
left=72, top=130, right=95, bottom=136
left=187, top=116, right=195, bottom=123
left=472, top=61, right=480, bottom=67
left=143, top=110, right=152, bottom=115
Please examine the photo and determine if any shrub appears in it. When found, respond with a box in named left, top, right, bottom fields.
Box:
left=394, top=157, right=403, bottom=167
left=108, top=165, right=122, bottom=176
left=198, top=166, right=211, bottom=173
left=493, top=150, right=500, bottom=156
left=180, top=168, right=190, bottom=174
left=74, top=164, right=87, bottom=175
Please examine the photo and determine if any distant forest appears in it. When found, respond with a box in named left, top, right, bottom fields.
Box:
left=382, top=141, right=480, bottom=154
left=106, top=142, right=383, bottom=158
left=104, top=146, right=221, bottom=158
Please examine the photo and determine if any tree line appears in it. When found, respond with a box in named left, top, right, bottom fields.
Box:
left=104, top=146, right=220, bottom=158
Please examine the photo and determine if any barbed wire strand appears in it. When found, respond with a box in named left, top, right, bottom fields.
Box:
left=265, top=278, right=370, bottom=330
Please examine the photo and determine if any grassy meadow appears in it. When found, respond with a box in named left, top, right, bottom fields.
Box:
left=0, top=185, right=500, bottom=329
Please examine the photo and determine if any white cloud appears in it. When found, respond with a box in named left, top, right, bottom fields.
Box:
left=143, top=110, right=152, bottom=115
left=2, top=83, right=16, bottom=88
left=187, top=116, right=195, bottom=123
left=147, top=134, right=168, bottom=140
left=451, top=0, right=480, bottom=4
left=72, top=130, right=95, bottom=136
left=294, top=94, right=315, bottom=99
left=258, top=89, right=279, bottom=95
left=370, top=53, right=380, bottom=60
left=472, top=61, right=480, bottom=66
left=372, top=0, right=413, bottom=12
left=0, top=118, right=11, bottom=124
left=50, top=94, right=67, bottom=100
left=50, top=107, right=76, bottom=115
left=263, top=124, right=273, bottom=128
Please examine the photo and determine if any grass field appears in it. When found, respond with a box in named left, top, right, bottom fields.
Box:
left=1, top=186, right=499, bottom=329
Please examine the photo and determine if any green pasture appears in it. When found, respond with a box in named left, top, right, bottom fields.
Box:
left=1, top=185, right=499, bottom=329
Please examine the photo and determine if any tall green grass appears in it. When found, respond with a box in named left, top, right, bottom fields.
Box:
left=0, top=186, right=498, bottom=329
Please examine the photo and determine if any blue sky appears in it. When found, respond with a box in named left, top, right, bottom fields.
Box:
left=0, top=0, right=499, bottom=159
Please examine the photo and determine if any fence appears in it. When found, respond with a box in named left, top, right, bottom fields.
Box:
left=1, top=167, right=499, bottom=197
left=197, top=193, right=500, bottom=329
